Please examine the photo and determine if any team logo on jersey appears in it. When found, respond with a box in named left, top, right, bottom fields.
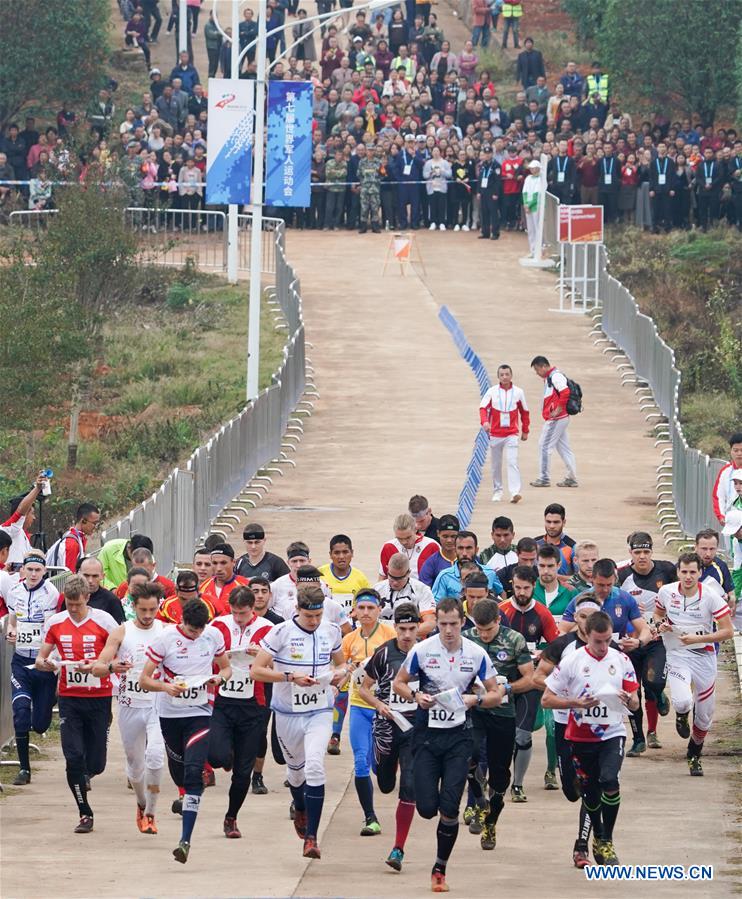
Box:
left=527, top=624, right=538, bottom=635
left=583, top=666, right=590, bottom=674
left=614, top=606, right=622, bottom=616
left=608, top=664, right=616, bottom=675
left=496, top=650, right=509, bottom=661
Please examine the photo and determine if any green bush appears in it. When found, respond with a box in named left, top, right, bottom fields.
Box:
left=166, top=282, right=197, bottom=310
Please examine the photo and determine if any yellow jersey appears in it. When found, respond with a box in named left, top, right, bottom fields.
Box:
left=319, top=564, right=371, bottom=615
left=341, top=621, right=396, bottom=709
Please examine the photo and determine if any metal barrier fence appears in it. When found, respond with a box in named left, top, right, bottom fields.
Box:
left=542, top=192, right=725, bottom=539
left=100, top=216, right=305, bottom=572
left=0, top=617, right=12, bottom=752
left=8, top=208, right=281, bottom=276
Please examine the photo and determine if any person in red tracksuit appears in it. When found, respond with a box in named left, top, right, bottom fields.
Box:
left=530, top=355, right=578, bottom=489
left=479, top=363, right=530, bottom=504
left=501, top=146, right=524, bottom=229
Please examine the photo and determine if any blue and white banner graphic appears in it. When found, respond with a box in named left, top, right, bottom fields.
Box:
left=265, top=81, right=313, bottom=208
left=206, top=79, right=254, bottom=205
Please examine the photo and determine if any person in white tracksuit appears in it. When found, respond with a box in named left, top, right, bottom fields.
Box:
left=479, top=364, right=530, bottom=504
left=522, top=160, right=543, bottom=256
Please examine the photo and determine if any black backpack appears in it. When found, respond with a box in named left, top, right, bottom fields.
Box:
left=548, top=373, right=583, bottom=415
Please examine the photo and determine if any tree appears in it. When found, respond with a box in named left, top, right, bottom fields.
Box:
left=0, top=0, right=110, bottom=129
left=560, top=0, right=607, bottom=47
left=597, top=0, right=742, bottom=125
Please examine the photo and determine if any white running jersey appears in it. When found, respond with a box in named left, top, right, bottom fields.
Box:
left=271, top=579, right=348, bottom=630
left=373, top=576, right=436, bottom=620
left=484, top=549, right=518, bottom=572
left=545, top=645, right=638, bottom=742
left=118, top=619, right=164, bottom=707
left=656, top=581, right=730, bottom=656
left=145, top=624, right=225, bottom=718
left=7, top=579, right=60, bottom=658
left=402, top=634, right=496, bottom=729
left=210, top=613, right=273, bottom=703
left=271, top=574, right=331, bottom=619
left=550, top=636, right=583, bottom=725
left=260, top=618, right=342, bottom=715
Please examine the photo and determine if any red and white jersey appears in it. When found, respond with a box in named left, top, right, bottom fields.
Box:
left=117, top=619, right=165, bottom=707
left=271, top=574, right=331, bottom=619
left=200, top=574, right=249, bottom=615
left=712, top=462, right=742, bottom=524
left=0, top=568, right=19, bottom=618
left=0, top=512, right=32, bottom=565
left=379, top=535, right=440, bottom=579
left=545, top=644, right=638, bottom=742
left=479, top=385, right=530, bottom=438
left=541, top=367, right=569, bottom=421
left=210, top=612, right=273, bottom=705
left=44, top=608, right=119, bottom=697
left=656, top=581, right=730, bottom=656
left=146, top=624, right=226, bottom=718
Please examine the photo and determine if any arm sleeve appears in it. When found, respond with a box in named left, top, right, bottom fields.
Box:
left=561, top=599, right=576, bottom=623
left=403, top=646, right=419, bottom=676
left=711, top=465, right=728, bottom=523
left=544, top=662, right=566, bottom=695
left=539, top=605, right=561, bottom=643
left=518, top=398, right=530, bottom=435
left=488, top=570, right=503, bottom=595
left=620, top=654, right=639, bottom=692
left=379, top=543, right=395, bottom=577
left=654, top=586, right=668, bottom=613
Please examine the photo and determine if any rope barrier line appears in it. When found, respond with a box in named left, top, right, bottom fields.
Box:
left=438, top=305, right=491, bottom=529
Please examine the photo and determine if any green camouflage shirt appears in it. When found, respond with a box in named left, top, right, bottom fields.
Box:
left=358, top=157, right=382, bottom=189
left=325, top=158, right=348, bottom=192
left=468, top=625, right=530, bottom=718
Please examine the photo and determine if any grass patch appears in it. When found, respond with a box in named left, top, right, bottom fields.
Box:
left=0, top=715, right=61, bottom=795
left=605, top=226, right=742, bottom=459
left=0, top=278, right=288, bottom=534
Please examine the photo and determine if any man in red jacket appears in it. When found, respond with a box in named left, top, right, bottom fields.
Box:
left=530, top=355, right=578, bottom=488
left=479, top=364, right=530, bottom=504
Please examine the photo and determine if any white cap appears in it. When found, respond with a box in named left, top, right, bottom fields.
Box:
left=528, top=160, right=541, bottom=171
left=731, top=469, right=742, bottom=481
left=722, top=508, right=742, bottom=536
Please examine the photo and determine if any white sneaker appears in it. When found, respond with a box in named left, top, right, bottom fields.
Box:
left=462, top=224, right=470, bottom=231
left=429, top=223, right=436, bottom=230
left=439, top=224, right=446, bottom=231
left=491, top=490, right=503, bottom=502
left=454, top=224, right=460, bottom=232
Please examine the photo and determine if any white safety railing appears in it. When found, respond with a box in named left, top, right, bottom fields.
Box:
left=543, top=194, right=726, bottom=541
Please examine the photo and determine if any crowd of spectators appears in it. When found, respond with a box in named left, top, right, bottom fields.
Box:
left=1, top=0, right=741, bottom=236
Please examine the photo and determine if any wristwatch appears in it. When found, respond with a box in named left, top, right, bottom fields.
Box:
left=285, top=671, right=293, bottom=682
left=108, top=662, right=114, bottom=674
left=476, top=694, right=484, bottom=707
left=504, top=683, right=512, bottom=695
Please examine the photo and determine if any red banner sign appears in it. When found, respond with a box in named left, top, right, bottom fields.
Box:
left=558, top=205, right=604, bottom=243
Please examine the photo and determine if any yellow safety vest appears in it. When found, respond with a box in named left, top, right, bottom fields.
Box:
left=502, top=3, right=523, bottom=16
left=586, top=73, right=609, bottom=103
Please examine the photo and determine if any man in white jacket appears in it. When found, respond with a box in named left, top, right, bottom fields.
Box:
left=522, top=158, right=542, bottom=256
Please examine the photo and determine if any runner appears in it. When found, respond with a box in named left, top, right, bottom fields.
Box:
left=92, top=582, right=166, bottom=834
left=251, top=585, right=348, bottom=859
left=460, top=571, right=509, bottom=630
left=465, top=598, right=532, bottom=849
left=479, top=516, right=518, bottom=571
left=140, top=598, right=232, bottom=863
left=655, top=552, right=733, bottom=775
left=113, top=547, right=176, bottom=599
left=158, top=569, right=220, bottom=624
left=498, top=565, right=560, bottom=800
left=120, top=567, right=152, bottom=620
left=318, top=534, right=371, bottom=616
left=6, top=551, right=60, bottom=785
left=616, top=532, right=676, bottom=755
left=192, top=547, right=214, bottom=585
left=358, top=602, right=421, bottom=872
left=534, top=503, right=576, bottom=574
left=431, top=531, right=503, bottom=600
left=695, top=528, right=736, bottom=609
left=374, top=551, right=437, bottom=637
left=379, top=513, right=440, bottom=579
left=208, top=585, right=273, bottom=837
left=272, top=543, right=329, bottom=618
left=393, top=597, right=506, bottom=893
left=234, top=523, right=290, bottom=581
left=533, top=593, right=606, bottom=868
left=340, top=587, right=396, bottom=836
left=35, top=575, right=119, bottom=833
left=418, top=515, right=461, bottom=587
left=568, top=541, right=599, bottom=592
left=542, top=609, right=640, bottom=866
left=479, top=362, right=530, bottom=503
left=498, top=537, right=539, bottom=597
left=200, top=543, right=249, bottom=614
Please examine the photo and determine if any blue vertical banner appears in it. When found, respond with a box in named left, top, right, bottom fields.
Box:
left=265, top=81, right=313, bottom=207
left=206, top=78, right=255, bottom=205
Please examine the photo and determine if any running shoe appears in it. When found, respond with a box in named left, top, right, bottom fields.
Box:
left=557, top=477, right=579, bottom=487
left=136, top=804, right=146, bottom=832
left=74, top=815, right=94, bottom=834
left=251, top=773, right=268, bottom=795
left=360, top=817, right=382, bottom=836
left=293, top=808, right=307, bottom=838
left=171, top=797, right=183, bottom=815
left=592, top=838, right=607, bottom=864
left=511, top=494, right=522, bottom=504
left=627, top=738, right=646, bottom=757
left=529, top=479, right=551, bottom=488
left=480, top=823, right=497, bottom=850
left=491, top=490, right=503, bottom=502
left=647, top=731, right=662, bottom=749
left=202, top=767, right=216, bottom=788
left=573, top=839, right=590, bottom=868
left=468, top=803, right=486, bottom=834
left=600, top=841, right=619, bottom=865
left=656, top=691, right=670, bottom=716
left=303, top=837, right=321, bottom=859
left=431, top=870, right=449, bottom=892
left=463, top=805, right=475, bottom=826
left=675, top=711, right=690, bottom=739
left=385, top=847, right=404, bottom=871
left=224, top=816, right=241, bottom=839
left=510, top=785, right=527, bottom=803
left=12, top=769, right=30, bottom=786
left=327, top=734, right=341, bottom=755
left=173, top=840, right=190, bottom=864
left=142, top=814, right=158, bottom=835
left=544, top=770, right=558, bottom=790
left=688, top=756, right=704, bottom=776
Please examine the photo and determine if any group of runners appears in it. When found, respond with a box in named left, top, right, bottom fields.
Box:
left=2, top=486, right=738, bottom=892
